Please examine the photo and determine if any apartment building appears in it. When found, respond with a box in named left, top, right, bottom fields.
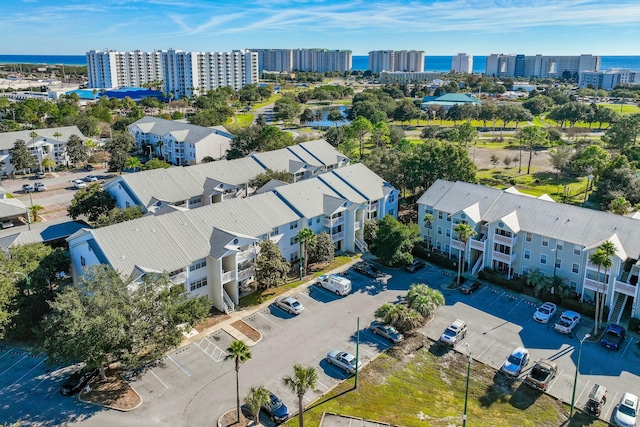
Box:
left=451, top=53, right=474, bottom=74
left=0, top=126, right=85, bottom=174
left=251, top=49, right=295, bottom=72
left=380, top=71, right=442, bottom=84
left=103, top=139, right=350, bottom=213
left=418, top=180, right=640, bottom=323
left=127, top=117, right=232, bottom=166
left=579, top=69, right=640, bottom=90
left=68, top=163, right=398, bottom=313
left=368, top=50, right=424, bottom=73
left=292, top=49, right=353, bottom=73
left=86, top=49, right=259, bottom=97
left=486, top=54, right=600, bottom=78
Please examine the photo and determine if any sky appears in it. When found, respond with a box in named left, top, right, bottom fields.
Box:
left=4, top=0, right=640, bottom=56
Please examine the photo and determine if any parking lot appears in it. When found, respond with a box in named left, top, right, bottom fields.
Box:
left=1, top=260, right=639, bottom=426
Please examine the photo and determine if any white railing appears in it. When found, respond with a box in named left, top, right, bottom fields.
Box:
left=170, top=271, right=187, bottom=285
left=494, top=234, right=518, bottom=246
left=223, top=289, right=235, bottom=314
left=450, top=239, right=465, bottom=251
left=324, top=216, right=345, bottom=227
left=355, top=237, right=368, bottom=253
left=471, top=256, right=484, bottom=275
left=470, top=239, right=485, bottom=251
left=221, top=270, right=236, bottom=284
left=614, top=280, right=636, bottom=296
left=492, top=251, right=516, bottom=264
left=236, top=250, right=255, bottom=264
left=331, top=231, right=345, bottom=242
left=583, top=278, right=608, bottom=293
left=237, top=266, right=255, bottom=281
left=354, top=221, right=362, bottom=231
left=367, top=202, right=379, bottom=212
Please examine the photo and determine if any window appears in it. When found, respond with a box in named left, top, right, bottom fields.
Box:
left=445, top=244, right=450, bottom=252
left=522, top=266, right=529, bottom=275
left=555, top=258, right=561, bottom=269
left=189, top=258, right=206, bottom=271
left=272, top=226, right=279, bottom=235
left=316, top=218, right=320, bottom=223
left=423, top=234, right=429, bottom=242
left=289, top=221, right=298, bottom=230
left=524, top=249, right=531, bottom=260
left=80, top=256, right=86, bottom=267
left=445, top=228, right=451, bottom=237
left=437, top=226, right=443, bottom=236
left=436, top=241, right=442, bottom=250
left=189, top=277, right=208, bottom=291
left=540, top=254, right=547, bottom=264
left=290, top=252, right=299, bottom=261
left=542, top=237, right=549, bottom=247
left=574, top=245, right=582, bottom=256
left=438, top=211, right=444, bottom=220
left=570, top=281, right=577, bottom=291
left=308, top=219, right=312, bottom=226
left=290, top=237, right=296, bottom=246
left=189, top=196, right=202, bottom=205
left=525, top=232, right=532, bottom=242
left=556, top=241, right=563, bottom=251
left=572, top=263, right=579, bottom=274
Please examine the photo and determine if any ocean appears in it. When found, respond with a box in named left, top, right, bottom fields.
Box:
left=1, top=54, right=640, bottom=73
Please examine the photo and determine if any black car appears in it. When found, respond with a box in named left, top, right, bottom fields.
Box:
left=459, top=281, right=481, bottom=294
left=60, top=368, right=98, bottom=396
left=600, top=324, right=626, bottom=350
left=352, top=261, right=383, bottom=278
left=404, top=260, right=426, bottom=273
left=85, top=164, right=94, bottom=171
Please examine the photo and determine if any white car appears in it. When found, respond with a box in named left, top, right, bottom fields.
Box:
left=554, top=310, right=581, bottom=334
left=84, top=175, right=98, bottom=182
left=274, top=296, right=304, bottom=315
left=72, top=179, right=87, bottom=189
left=500, top=347, right=530, bottom=377
left=326, top=350, right=361, bottom=374
left=439, top=319, right=467, bottom=347
left=533, top=302, right=557, bottom=323
left=614, top=392, right=638, bottom=427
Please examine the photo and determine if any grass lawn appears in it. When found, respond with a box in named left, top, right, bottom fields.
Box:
left=601, top=103, right=640, bottom=114
left=234, top=113, right=254, bottom=127
left=477, top=168, right=588, bottom=202
left=286, top=335, right=606, bottom=427
left=253, top=94, right=282, bottom=109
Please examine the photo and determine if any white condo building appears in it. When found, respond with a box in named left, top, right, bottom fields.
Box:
left=86, top=49, right=259, bottom=97
left=451, top=53, right=474, bottom=73
left=579, top=69, right=640, bottom=90
left=250, top=49, right=352, bottom=73
left=368, top=50, right=424, bottom=73
left=485, top=54, right=600, bottom=78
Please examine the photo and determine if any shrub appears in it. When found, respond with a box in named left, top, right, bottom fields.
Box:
left=413, top=244, right=459, bottom=271
left=478, top=269, right=525, bottom=292
left=561, top=299, right=609, bottom=320
left=628, top=317, right=640, bottom=333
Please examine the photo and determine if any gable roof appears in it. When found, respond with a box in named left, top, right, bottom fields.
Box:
left=128, top=117, right=228, bottom=146
left=0, top=126, right=86, bottom=151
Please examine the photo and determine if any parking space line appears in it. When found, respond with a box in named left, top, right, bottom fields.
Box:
left=470, top=286, right=488, bottom=300
left=576, top=380, right=590, bottom=405
left=358, top=347, right=375, bottom=357
left=257, top=311, right=282, bottom=328
left=9, top=357, right=48, bottom=388
left=477, top=340, right=495, bottom=358
left=316, top=380, right=329, bottom=390
left=604, top=391, right=618, bottom=420
left=194, top=337, right=227, bottom=362
left=506, top=299, right=523, bottom=314
left=0, top=349, right=12, bottom=360
left=0, top=354, right=29, bottom=376
left=548, top=368, right=563, bottom=390
left=366, top=333, right=390, bottom=347
left=150, top=369, right=170, bottom=389
left=487, top=292, right=505, bottom=307
left=167, top=354, right=192, bottom=377
left=621, top=338, right=633, bottom=357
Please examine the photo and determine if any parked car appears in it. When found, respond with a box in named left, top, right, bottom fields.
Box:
left=404, top=259, right=425, bottom=273
left=274, top=296, right=304, bottom=315
left=72, top=179, right=87, bottom=189
left=351, top=261, right=383, bottom=278
left=36, top=171, right=46, bottom=179
left=1, top=220, right=14, bottom=229
left=59, top=368, right=98, bottom=396
left=614, top=392, right=638, bottom=427
left=524, top=359, right=557, bottom=391
left=85, top=164, right=94, bottom=171
left=601, top=324, right=626, bottom=350
left=84, top=175, right=98, bottom=182
left=369, top=321, right=403, bottom=344
left=22, top=184, right=34, bottom=193
left=585, top=384, right=607, bottom=417
left=439, top=319, right=467, bottom=347
left=34, top=182, right=47, bottom=192
left=326, top=350, right=361, bottom=374
left=500, top=347, right=530, bottom=377
left=533, top=302, right=557, bottom=323
left=554, top=310, right=581, bottom=334
left=261, top=391, right=290, bottom=423
left=459, top=281, right=481, bottom=295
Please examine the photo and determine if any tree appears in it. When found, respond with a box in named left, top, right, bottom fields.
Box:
left=503, top=156, right=513, bottom=169
left=453, top=223, right=477, bottom=285
left=299, top=108, right=315, bottom=127
left=125, top=156, right=142, bottom=172
left=596, top=241, right=616, bottom=332
left=105, top=132, right=136, bottom=173
left=249, top=169, right=292, bottom=189
left=245, top=385, right=270, bottom=424
left=406, top=283, right=444, bottom=319
left=142, top=158, right=171, bottom=170
left=519, top=126, right=549, bottom=174
left=369, top=215, right=420, bottom=266
left=66, top=134, right=89, bottom=165
left=29, top=204, right=44, bottom=222
left=525, top=268, right=548, bottom=296
left=609, top=196, right=631, bottom=215
left=225, top=340, right=252, bottom=423
left=255, top=240, right=288, bottom=289
left=67, top=183, right=117, bottom=222
left=374, top=302, right=422, bottom=332
left=282, top=364, right=318, bottom=427
left=347, top=116, right=373, bottom=157
left=490, top=154, right=500, bottom=167
left=588, top=245, right=613, bottom=335
left=41, top=156, right=56, bottom=172
left=273, top=97, right=301, bottom=124
left=9, top=139, right=35, bottom=172
left=327, top=108, right=346, bottom=127
left=523, top=95, right=554, bottom=115
left=0, top=251, right=18, bottom=338
left=324, top=126, right=347, bottom=147
left=423, top=213, right=435, bottom=252
left=602, top=113, right=640, bottom=149
left=309, top=232, right=335, bottom=265
left=295, top=228, right=316, bottom=277
left=548, top=145, right=573, bottom=178
left=94, top=206, right=144, bottom=228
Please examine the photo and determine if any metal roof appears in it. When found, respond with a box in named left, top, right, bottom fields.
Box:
left=273, top=178, right=343, bottom=218
left=127, top=117, right=230, bottom=146
left=0, top=126, right=86, bottom=151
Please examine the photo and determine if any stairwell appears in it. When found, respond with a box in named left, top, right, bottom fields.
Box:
left=355, top=237, right=368, bottom=253
left=223, top=289, right=235, bottom=314
left=471, top=256, right=484, bottom=275
left=609, top=293, right=627, bottom=324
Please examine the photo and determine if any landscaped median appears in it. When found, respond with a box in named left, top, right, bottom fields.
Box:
left=284, top=334, right=608, bottom=427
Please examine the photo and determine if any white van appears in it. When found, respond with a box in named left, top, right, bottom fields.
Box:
left=317, top=274, right=352, bottom=296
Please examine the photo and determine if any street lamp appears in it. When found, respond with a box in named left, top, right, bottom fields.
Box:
left=346, top=310, right=360, bottom=390
left=462, top=343, right=471, bottom=427
left=570, top=333, right=591, bottom=419
left=551, top=248, right=558, bottom=281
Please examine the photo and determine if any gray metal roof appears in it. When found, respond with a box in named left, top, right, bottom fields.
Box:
left=0, top=198, right=27, bottom=219
left=0, top=126, right=86, bottom=151
left=292, top=139, right=350, bottom=166
left=273, top=178, right=343, bottom=218
left=128, top=117, right=229, bottom=146
left=419, top=180, right=640, bottom=259
left=320, top=163, right=392, bottom=203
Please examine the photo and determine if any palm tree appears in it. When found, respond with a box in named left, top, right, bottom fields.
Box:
left=29, top=204, right=44, bottom=222
left=41, top=156, right=56, bottom=172
left=294, top=228, right=316, bottom=277
left=375, top=302, right=401, bottom=326
left=423, top=213, right=435, bottom=252
left=282, top=364, right=318, bottom=427
left=53, top=131, right=62, bottom=141
left=29, top=131, right=41, bottom=172
left=245, top=385, right=270, bottom=425
left=610, top=196, right=631, bottom=215
left=453, top=223, right=477, bottom=285
left=526, top=268, right=548, bottom=296
left=125, top=156, right=142, bottom=172
left=595, top=241, right=616, bottom=331
left=225, top=340, right=252, bottom=423
left=406, top=283, right=445, bottom=319
left=156, top=140, right=164, bottom=158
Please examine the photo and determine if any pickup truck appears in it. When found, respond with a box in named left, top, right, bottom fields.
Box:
left=524, top=359, right=557, bottom=391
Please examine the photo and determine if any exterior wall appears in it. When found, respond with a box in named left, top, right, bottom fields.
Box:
left=486, top=54, right=600, bottom=78
left=395, top=51, right=424, bottom=73
left=67, top=235, right=109, bottom=285
left=2, top=137, right=71, bottom=174
left=452, top=54, right=473, bottom=73
left=104, top=179, right=142, bottom=210
left=380, top=72, right=441, bottom=84
left=579, top=69, right=640, bottom=90
left=368, top=51, right=394, bottom=73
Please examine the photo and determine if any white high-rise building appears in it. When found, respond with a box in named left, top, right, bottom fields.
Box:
left=249, top=49, right=352, bottom=73
left=368, top=51, right=394, bottom=73
left=579, top=68, right=640, bottom=90
left=485, top=53, right=600, bottom=78
left=252, top=49, right=294, bottom=72
left=86, top=49, right=259, bottom=97
left=368, top=50, right=424, bottom=73
left=451, top=53, right=473, bottom=73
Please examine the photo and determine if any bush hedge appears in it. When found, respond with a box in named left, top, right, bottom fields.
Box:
left=478, top=269, right=525, bottom=292
left=628, top=317, right=639, bottom=333
left=413, top=243, right=460, bottom=271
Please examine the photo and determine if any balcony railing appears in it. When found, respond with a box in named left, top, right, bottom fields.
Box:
left=583, top=278, right=608, bottom=293
left=354, top=221, right=362, bottom=231
left=236, top=250, right=255, bottom=264
left=450, top=239, right=465, bottom=251
left=614, top=280, right=636, bottom=296
left=221, top=270, right=236, bottom=284
left=492, top=251, right=516, bottom=264
left=237, top=266, right=255, bottom=281
left=324, top=216, right=344, bottom=227
left=331, top=231, right=345, bottom=242
left=470, top=239, right=485, bottom=251
left=367, top=202, right=379, bottom=212
left=494, top=234, right=518, bottom=246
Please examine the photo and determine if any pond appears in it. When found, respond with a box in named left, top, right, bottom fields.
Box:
left=310, top=105, right=350, bottom=128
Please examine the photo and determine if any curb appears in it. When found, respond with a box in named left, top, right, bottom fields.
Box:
left=77, top=372, right=143, bottom=412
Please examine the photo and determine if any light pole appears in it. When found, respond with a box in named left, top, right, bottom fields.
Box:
left=551, top=248, right=558, bottom=281
left=570, top=333, right=591, bottom=419
left=462, top=343, right=471, bottom=427
left=346, top=310, right=360, bottom=390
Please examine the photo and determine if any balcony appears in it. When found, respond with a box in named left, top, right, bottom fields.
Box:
left=494, top=234, right=518, bottom=246
left=324, top=216, right=344, bottom=227
left=331, top=231, right=345, bottom=242
left=354, top=221, right=362, bottom=231
left=237, top=266, right=255, bottom=281
left=451, top=239, right=465, bottom=251
left=221, top=270, right=236, bottom=284
left=170, top=271, right=187, bottom=285
left=614, top=280, right=636, bottom=296
left=583, top=278, right=608, bottom=293
left=470, top=239, right=485, bottom=251
left=367, top=201, right=379, bottom=212
left=236, top=250, right=255, bottom=264
left=492, top=251, right=516, bottom=264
